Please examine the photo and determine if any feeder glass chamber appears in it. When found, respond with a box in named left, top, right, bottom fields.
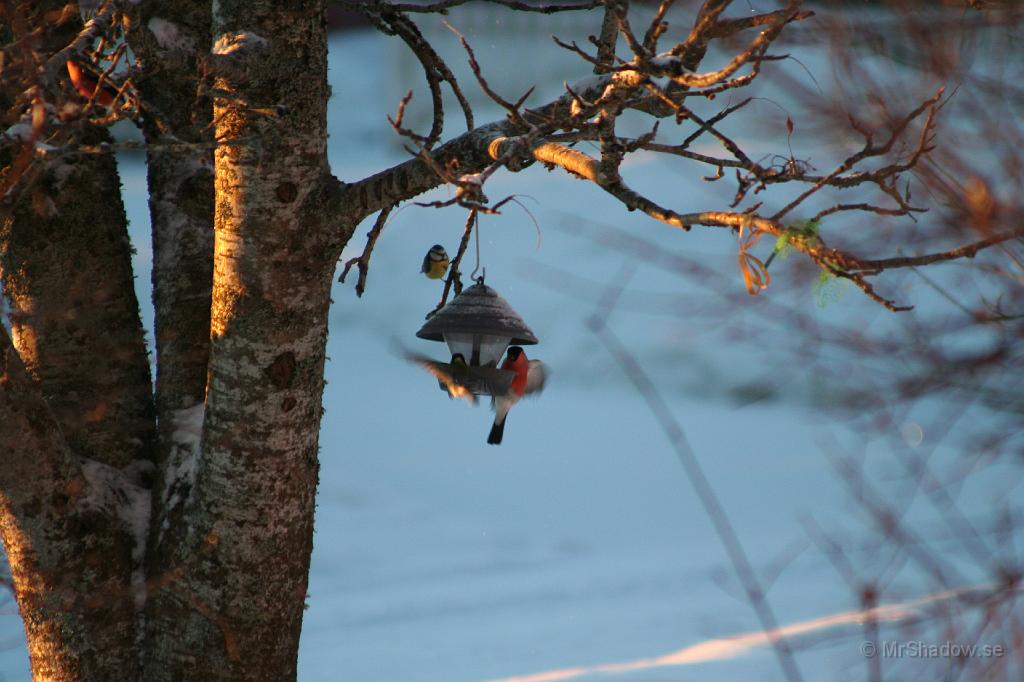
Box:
left=442, top=332, right=511, bottom=368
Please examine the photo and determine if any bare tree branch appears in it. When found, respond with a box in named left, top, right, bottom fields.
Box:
left=429, top=208, right=477, bottom=315
left=339, top=207, right=392, bottom=297
left=350, top=0, right=601, bottom=14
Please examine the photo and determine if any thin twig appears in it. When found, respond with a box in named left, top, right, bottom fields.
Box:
left=42, top=1, right=117, bottom=86
left=338, top=207, right=393, bottom=297
left=356, top=0, right=600, bottom=13
left=445, top=21, right=530, bottom=128
left=844, top=229, right=1024, bottom=271
left=588, top=272, right=804, bottom=682
left=429, top=209, right=477, bottom=316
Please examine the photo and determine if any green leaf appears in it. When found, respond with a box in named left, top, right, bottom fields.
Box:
left=814, top=269, right=847, bottom=308
left=801, top=218, right=821, bottom=237
left=771, top=232, right=792, bottom=261
left=778, top=219, right=823, bottom=260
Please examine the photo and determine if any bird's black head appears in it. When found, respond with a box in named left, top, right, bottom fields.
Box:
left=506, top=346, right=523, bottom=360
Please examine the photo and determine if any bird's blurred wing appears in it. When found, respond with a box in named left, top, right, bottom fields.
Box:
left=524, top=360, right=548, bottom=396
left=405, top=353, right=476, bottom=406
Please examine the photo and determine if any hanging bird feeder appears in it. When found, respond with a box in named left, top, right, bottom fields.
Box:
left=416, top=280, right=538, bottom=397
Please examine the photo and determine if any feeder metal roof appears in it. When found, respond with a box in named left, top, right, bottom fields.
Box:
left=416, top=282, right=538, bottom=345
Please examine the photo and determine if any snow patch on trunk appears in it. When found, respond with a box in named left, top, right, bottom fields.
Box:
left=79, top=458, right=152, bottom=608
left=4, top=123, right=33, bottom=142
left=212, top=31, right=268, bottom=56
left=147, top=17, right=195, bottom=53
left=159, top=403, right=205, bottom=537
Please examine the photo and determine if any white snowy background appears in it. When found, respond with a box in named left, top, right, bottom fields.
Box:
left=1, top=5, right=1019, bottom=681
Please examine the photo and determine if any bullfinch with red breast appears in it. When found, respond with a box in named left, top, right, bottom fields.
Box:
left=66, top=59, right=121, bottom=109
left=488, top=346, right=547, bottom=445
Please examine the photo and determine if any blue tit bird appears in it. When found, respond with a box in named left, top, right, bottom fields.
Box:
left=488, top=346, right=547, bottom=445
left=421, top=244, right=450, bottom=280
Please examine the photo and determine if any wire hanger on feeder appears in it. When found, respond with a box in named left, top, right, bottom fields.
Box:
left=470, top=210, right=485, bottom=285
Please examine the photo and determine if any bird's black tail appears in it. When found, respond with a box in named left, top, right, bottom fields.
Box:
left=487, top=416, right=506, bottom=445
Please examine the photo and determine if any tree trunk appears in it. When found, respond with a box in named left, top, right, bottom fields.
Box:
left=140, top=1, right=337, bottom=678
left=125, top=0, right=216, bottom=594
left=0, top=324, right=141, bottom=682
left=0, top=6, right=155, bottom=680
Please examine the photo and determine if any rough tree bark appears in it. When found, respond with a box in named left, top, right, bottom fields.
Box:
left=2, top=1, right=348, bottom=677
left=125, top=0, right=215, bottom=576
left=138, top=1, right=341, bottom=678
left=0, top=2, right=152, bottom=679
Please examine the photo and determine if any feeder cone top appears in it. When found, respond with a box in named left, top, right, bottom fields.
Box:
left=416, top=282, right=538, bottom=345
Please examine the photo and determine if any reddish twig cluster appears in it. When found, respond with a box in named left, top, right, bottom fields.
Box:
left=362, top=0, right=1008, bottom=313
